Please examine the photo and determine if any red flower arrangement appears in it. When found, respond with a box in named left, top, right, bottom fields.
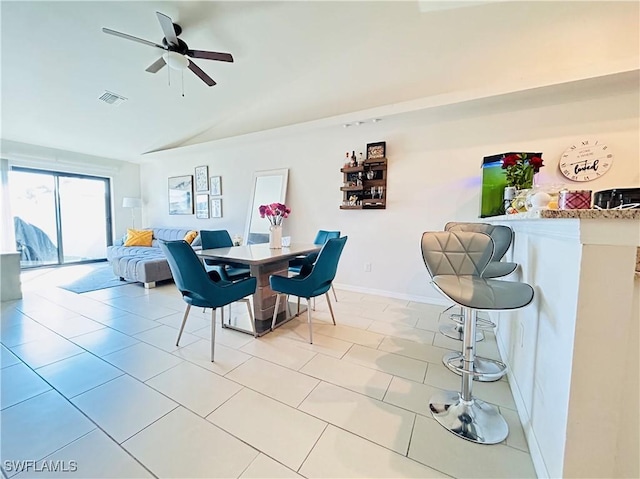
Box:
left=502, top=153, right=544, bottom=189
left=258, top=203, right=291, bottom=226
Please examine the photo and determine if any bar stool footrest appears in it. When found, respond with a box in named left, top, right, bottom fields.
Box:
left=442, top=351, right=507, bottom=382
left=439, top=323, right=484, bottom=342
left=429, top=390, right=509, bottom=444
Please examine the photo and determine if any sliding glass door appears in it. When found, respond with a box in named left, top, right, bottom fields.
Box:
left=9, top=167, right=112, bottom=268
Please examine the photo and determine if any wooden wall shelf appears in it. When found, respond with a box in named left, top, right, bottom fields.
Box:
left=340, top=157, right=387, bottom=210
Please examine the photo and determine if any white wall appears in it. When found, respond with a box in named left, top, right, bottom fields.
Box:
left=1, top=140, right=141, bottom=241
left=141, top=84, right=639, bottom=304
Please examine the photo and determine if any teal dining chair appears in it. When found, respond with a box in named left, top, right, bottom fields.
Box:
left=159, top=240, right=257, bottom=361
left=289, top=230, right=341, bottom=302
left=270, top=236, right=347, bottom=343
left=200, top=230, right=251, bottom=282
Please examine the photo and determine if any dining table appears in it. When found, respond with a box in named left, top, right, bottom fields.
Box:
left=196, top=243, right=321, bottom=336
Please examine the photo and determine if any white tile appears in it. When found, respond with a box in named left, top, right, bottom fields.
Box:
left=71, top=328, right=139, bottom=357
left=146, top=361, right=242, bottom=417
left=102, top=298, right=179, bottom=321
left=300, top=425, right=445, bottom=478
left=299, top=353, right=392, bottom=400
left=383, top=376, right=446, bottom=417
left=408, top=415, right=536, bottom=478
left=173, top=339, right=251, bottom=376
left=239, top=335, right=317, bottom=370
left=72, top=375, right=177, bottom=443
left=157, top=310, right=210, bottom=333
left=240, top=454, right=302, bottom=478
left=193, top=323, right=256, bottom=349
left=313, top=323, right=385, bottom=348
left=414, top=314, right=442, bottom=333
left=367, top=320, right=436, bottom=344
left=1, top=390, right=95, bottom=465
left=134, top=324, right=199, bottom=352
left=343, top=344, right=428, bottom=382
left=36, top=352, right=124, bottom=398
left=1, top=318, right=56, bottom=348
left=32, top=314, right=105, bottom=339
left=1, top=344, right=20, bottom=368
left=501, top=407, right=529, bottom=452
left=359, top=307, right=420, bottom=327
left=69, top=302, right=130, bottom=323
left=17, top=429, right=152, bottom=478
left=11, top=334, right=85, bottom=369
left=378, top=336, right=454, bottom=364
left=103, top=342, right=183, bottom=381
left=274, top=321, right=354, bottom=358
left=226, top=357, right=319, bottom=407
left=22, top=304, right=78, bottom=323
left=1, top=307, right=30, bottom=329
left=1, top=363, right=51, bottom=410
left=207, top=388, right=326, bottom=471
left=124, top=406, right=258, bottom=478
left=299, top=382, right=415, bottom=455
left=97, top=313, right=161, bottom=336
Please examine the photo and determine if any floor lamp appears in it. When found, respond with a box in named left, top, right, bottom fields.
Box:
left=122, top=197, right=142, bottom=229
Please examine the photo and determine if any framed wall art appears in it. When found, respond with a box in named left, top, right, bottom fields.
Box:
left=195, top=194, right=210, bottom=219
left=366, top=141, right=386, bottom=160
left=168, top=175, right=193, bottom=215
left=209, top=176, right=222, bottom=196
left=210, top=198, right=222, bottom=218
left=195, top=165, right=209, bottom=192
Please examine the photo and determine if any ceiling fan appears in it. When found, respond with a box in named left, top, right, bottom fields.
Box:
left=103, top=11, right=233, bottom=87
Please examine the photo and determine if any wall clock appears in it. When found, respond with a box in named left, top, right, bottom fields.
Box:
left=559, top=139, right=613, bottom=182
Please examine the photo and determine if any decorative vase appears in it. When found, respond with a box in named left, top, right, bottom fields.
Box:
left=269, top=225, right=282, bottom=249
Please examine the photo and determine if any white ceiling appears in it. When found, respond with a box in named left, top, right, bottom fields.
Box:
left=2, top=1, right=633, bottom=163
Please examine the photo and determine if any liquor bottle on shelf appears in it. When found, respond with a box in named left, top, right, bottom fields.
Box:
left=344, top=152, right=350, bottom=167
left=351, top=151, right=357, bottom=167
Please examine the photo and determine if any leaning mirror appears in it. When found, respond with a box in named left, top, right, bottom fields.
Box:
left=244, top=169, right=289, bottom=245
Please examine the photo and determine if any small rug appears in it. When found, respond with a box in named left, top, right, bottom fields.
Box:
left=59, top=263, right=134, bottom=294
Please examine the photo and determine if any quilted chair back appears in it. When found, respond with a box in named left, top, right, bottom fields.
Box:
left=444, top=222, right=513, bottom=261
left=314, top=230, right=341, bottom=245
left=421, top=231, right=494, bottom=278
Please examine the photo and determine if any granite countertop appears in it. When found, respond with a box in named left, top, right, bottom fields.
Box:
left=490, top=209, right=640, bottom=220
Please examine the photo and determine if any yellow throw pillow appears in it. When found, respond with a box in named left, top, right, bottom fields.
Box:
left=184, top=230, right=198, bottom=245
left=124, top=229, right=153, bottom=247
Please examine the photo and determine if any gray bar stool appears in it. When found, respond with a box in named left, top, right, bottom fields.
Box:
left=440, top=222, right=518, bottom=382
left=421, top=231, right=533, bottom=444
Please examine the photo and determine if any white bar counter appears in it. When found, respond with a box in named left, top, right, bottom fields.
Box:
left=486, top=210, right=639, bottom=478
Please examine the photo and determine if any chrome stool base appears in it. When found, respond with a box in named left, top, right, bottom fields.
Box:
left=429, top=390, right=508, bottom=445
left=449, top=313, right=496, bottom=330
left=439, top=323, right=484, bottom=342
left=442, top=351, right=507, bottom=382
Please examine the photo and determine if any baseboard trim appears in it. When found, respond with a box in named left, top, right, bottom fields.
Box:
left=332, top=282, right=450, bottom=307
left=496, top=327, right=549, bottom=479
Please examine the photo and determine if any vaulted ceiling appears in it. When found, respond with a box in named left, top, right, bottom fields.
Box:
left=1, top=1, right=637, bottom=163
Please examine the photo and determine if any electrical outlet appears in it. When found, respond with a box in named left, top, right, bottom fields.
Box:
left=364, top=263, right=372, bottom=272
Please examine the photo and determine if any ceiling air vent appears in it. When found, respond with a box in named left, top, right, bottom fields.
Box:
left=98, top=91, right=127, bottom=106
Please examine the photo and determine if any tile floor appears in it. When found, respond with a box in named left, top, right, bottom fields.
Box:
left=1, top=266, right=536, bottom=478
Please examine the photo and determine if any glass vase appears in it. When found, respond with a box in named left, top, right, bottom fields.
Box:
left=269, top=225, right=282, bottom=249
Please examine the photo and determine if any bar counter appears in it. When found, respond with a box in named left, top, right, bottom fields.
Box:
left=485, top=210, right=639, bottom=478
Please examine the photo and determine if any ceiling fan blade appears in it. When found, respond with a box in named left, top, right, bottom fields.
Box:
left=188, top=60, right=216, bottom=86
left=145, top=57, right=166, bottom=73
left=187, top=50, right=234, bottom=63
left=102, top=28, right=165, bottom=50
left=156, top=12, right=179, bottom=46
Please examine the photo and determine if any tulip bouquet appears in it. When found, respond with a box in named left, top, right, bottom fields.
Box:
left=258, top=203, right=291, bottom=226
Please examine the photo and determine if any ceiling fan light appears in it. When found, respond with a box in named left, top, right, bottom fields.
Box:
left=163, top=51, right=189, bottom=70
